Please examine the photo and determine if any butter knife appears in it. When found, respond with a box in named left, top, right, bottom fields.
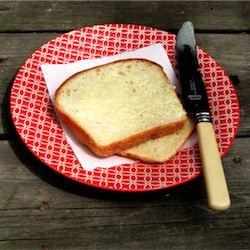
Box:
left=176, top=21, right=230, bottom=211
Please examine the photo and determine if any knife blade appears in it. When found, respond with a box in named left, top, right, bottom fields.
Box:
left=176, top=21, right=230, bottom=211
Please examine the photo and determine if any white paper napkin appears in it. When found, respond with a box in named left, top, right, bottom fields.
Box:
left=41, top=44, right=197, bottom=171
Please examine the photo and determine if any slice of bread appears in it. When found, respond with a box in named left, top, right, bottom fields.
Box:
left=119, top=117, right=194, bottom=163
left=54, top=59, right=187, bottom=157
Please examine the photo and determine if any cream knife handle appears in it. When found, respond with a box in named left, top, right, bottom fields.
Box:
left=196, top=122, right=230, bottom=211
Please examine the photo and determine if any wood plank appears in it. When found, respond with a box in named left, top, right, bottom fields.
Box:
left=0, top=32, right=60, bottom=98
left=196, top=34, right=250, bottom=136
left=0, top=33, right=249, bottom=135
left=0, top=33, right=62, bottom=137
left=0, top=1, right=249, bottom=32
left=0, top=137, right=249, bottom=249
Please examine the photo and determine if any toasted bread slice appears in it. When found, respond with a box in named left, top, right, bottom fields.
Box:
left=54, top=59, right=187, bottom=157
left=119, top=118, right=194, bottom=163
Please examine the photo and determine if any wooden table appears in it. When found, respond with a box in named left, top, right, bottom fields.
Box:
left=0, top=1, right=249, bottom=249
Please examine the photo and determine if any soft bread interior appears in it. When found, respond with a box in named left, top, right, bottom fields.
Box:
left=55, top=59, right=187, bottom=156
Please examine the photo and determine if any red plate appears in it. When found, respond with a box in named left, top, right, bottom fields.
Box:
left=10, top=24, right=240, bottom=192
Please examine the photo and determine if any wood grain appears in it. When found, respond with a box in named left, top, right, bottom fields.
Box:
left=0, top=1, right=249, bottom=32
left=0, top=2, right=249, bottom=249
left=196, top=33, right=250, bottom=136
left=0, top=137, right=249, bottom=249
left=0, top=33, right=249, bottom=135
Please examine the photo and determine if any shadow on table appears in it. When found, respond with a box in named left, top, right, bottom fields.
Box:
left=1, top=80, right=205, bottom=205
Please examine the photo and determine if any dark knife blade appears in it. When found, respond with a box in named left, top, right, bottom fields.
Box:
left=176, top=21, right=211, bottom=123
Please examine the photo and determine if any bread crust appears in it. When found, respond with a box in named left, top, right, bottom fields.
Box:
left=119, top=151, right=167, bottom=163
left=54, top=58, right=187, bottom=157
left=55, top=58, right=168, bottom=89
left=119, top=119, right=194, bottom=163
left=55, top=105, right=186, bottom=157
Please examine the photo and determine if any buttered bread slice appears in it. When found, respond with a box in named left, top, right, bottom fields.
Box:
left=119, top=118, right=194, bottom=163
left=54, top=59, right=187, bottom=157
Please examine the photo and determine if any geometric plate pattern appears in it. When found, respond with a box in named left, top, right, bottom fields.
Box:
left=10, top=24, right=240, bottom=191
